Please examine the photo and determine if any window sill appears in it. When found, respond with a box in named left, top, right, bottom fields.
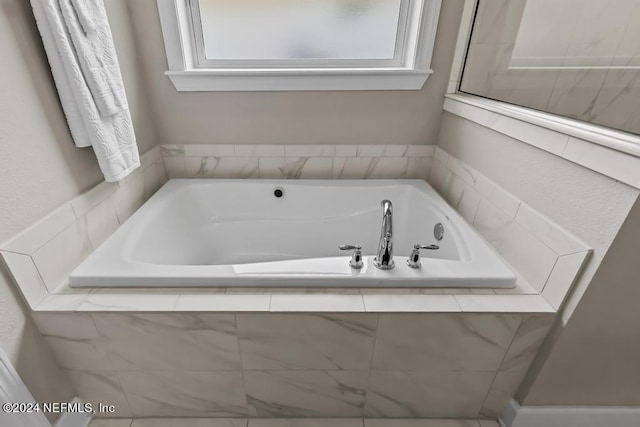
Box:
left=165, top=68, right=433, bottom=92
left=444, top=93, right=640, bottom=189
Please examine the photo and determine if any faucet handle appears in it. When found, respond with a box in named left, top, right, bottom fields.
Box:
left=406, top=243, right=439, bottom=269
left=339, top=244, right=364, bottom=269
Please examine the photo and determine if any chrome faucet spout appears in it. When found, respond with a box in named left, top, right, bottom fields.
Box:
left=374, top=199, right=395, bottom=270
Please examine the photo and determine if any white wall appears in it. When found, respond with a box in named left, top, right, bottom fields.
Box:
left=121, top=0, right=465, bottom=146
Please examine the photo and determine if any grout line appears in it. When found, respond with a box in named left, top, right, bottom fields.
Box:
left=361, top=312, right=381, bottom=418
left=539, top=255, right=560, bottom=295
left=477, top=315, right=525, bottom=418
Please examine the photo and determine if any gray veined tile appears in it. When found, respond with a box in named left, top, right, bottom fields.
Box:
left=35, top=293, right=87, bottom=311
left=183, top=144, right=235, bottom=157
left=210, top=157, right=260, bottom=179
left=89, top=420, right=132, bottom=427
left=364, top=370, right=495, bottom=418
left=446, top=156, right=478, bottom=187
left=0, top=251, right=48, bottom=308
left=132, top=419, right=245, bottom=427
left=365, top=420, right=479, bottom=427
left=259, top=157, right=333, bottom=179
left=85, top=199, right=120, bottom=249
left=474, top=175, right=520, bottom=219
left=546, top=68, right=608, bottom=122
left=428, top=159, right=452, bottom=196
left=442, top=174, right=465, bottom=207
left=43, top=335, right=111, bottom=371
left=119, top=370, right=247, bottom=418
left=270, top=295, right=365, bottom=312
left=434, top=147, right=449, bottom=163
left=542, top=251, right=590, bottom=310
left=71, top=181, right=119, bottom=218
left=250, top=420, right=361, bottom=427
left=140, top=146, right=161, bottom=167
left=364, top=158, right=409, bottom=179
left=473, top=200, right=558, bottom=293
left=405, top=157, right=432, bottom=180
left=234, top=145, right=285, bottom=157
left=497, top=315, right=555, bottom=374
left=162, top=156, right=188, bottom=179
left=143, top=161, right=168, bottom=200
left=175, top=294, right=271, bottom=311
left=237, top=313, right=376, bottom=370
left=284, top=145, right=336, bottom=157
left=480, top=315, right=555, bottom=418
left=456, top=184, right=482, bottom=223
left=66, top=370, right=132, bottom=418
left=0, top=203, right=76, bottom=254
left=160, top=145, right=186, bottom=157
left=112, top=171, right=145, bottom=222
left=245, top=371, right=367, bottom=417
left=372, top=314, right=521, bottom=372
left=332, top=158, right=378, bottom=179
left=33, top=312, right=112, bottom=371
left=515, top=204, right=588, bottom=256
left=405, top=145, right=435, bottom=158
left=78, top=294, right=179, bottom=311
left=185, top=156, right=220, bottom=178
left=454, top=295, right=554, bottom=313
left=362, top=295, right=460, bottom=312
left=31, top=219, right=93, bottom=292
left=91, top=313, right=241, bottom=370
left=356, top=145, right=394, bottom=157
left=335, top=145, right=358, bottom=157
left=133, top=419, right=245, bottom=427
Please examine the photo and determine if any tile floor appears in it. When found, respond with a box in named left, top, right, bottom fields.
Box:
left=89, top=419, right=501, bottom=427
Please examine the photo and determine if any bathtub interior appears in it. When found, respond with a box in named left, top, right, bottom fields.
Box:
left=127, top=182, right=466, bottom=266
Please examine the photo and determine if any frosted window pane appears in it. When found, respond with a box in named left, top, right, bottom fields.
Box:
left=197, top=0, right=402, bottom=60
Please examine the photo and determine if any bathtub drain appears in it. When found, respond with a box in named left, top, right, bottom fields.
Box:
left=273, top=187, right=285, bottom=198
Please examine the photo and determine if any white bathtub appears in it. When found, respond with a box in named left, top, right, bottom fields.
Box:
left=69, top=180, right=516, bottom=288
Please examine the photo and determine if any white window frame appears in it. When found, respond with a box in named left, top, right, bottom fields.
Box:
left=157, top=0, right=442, bottom=91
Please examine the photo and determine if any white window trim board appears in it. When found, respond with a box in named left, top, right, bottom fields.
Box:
left=156, top=0, right=442, bottom=91
left=444, top=94, right=640, bottom=189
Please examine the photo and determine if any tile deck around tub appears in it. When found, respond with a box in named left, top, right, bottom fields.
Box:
left=33, top=279, right=554, bottom=313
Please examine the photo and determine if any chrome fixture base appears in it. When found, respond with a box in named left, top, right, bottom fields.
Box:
left=373, top=257, right=395, bottom=270
left=406, top=244, right=440, bottom=269
left=339, top=244, right=364, bottom=269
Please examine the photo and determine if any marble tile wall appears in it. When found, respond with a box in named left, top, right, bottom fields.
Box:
left=460, top=0, right=640, bottom=135
left=159, top=145, right=434, bottom=180
left=33, top=310, right=556, bottom=419
left=0, top=147, right=168, bottom=309
left=429, top=147, right=592, bottom=311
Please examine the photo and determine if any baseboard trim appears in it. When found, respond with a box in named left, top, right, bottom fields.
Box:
left=502, top=399, right=640, bottom=427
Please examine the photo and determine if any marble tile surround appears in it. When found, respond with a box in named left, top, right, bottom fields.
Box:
left=459, top=0, right=640, bottom=135
left=0, top=146, right=168, bottom=309
left=429, top=147, right=592, bottom=311
left=34, top=310, right=555, bottom=419
left=160, top=144, right=434, bottom=180
left=0, top=141, right=566, bottom=315
left=0, top=144, right=586, bottom=420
